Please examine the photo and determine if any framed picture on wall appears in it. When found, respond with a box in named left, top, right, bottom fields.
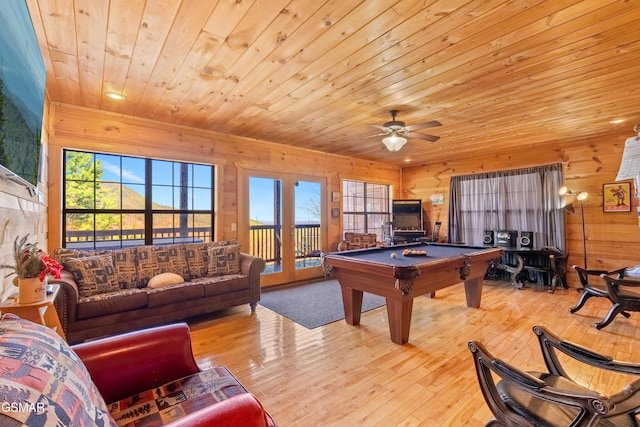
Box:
left=603, top=182, right=631, bottom=212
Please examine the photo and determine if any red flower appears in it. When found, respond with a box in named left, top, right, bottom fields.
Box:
left=39, top=254, right=63, bottom=282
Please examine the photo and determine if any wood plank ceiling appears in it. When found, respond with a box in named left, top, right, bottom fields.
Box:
left=26, top=0, right=640, bottom=166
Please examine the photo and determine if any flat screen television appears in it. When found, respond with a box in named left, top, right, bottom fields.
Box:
left=0, top=1, right=46, bottom=187
left=392, top=199, right=423, bottom=230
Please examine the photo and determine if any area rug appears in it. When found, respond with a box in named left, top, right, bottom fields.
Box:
left=258, top=279, right=386, bottom=329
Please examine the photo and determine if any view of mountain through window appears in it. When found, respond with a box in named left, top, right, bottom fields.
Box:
left=63, top=150, right=214, bottom=249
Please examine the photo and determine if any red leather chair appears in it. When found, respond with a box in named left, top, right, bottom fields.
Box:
left=73, top=323, right=275, bottom=426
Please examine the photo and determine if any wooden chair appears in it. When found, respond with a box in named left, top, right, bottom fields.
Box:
left=469, top=324, right=640, bottom=427
left=540, top=246, right=569, bottom=293
left=422, top=221, right=442, bottom=242
left=596, top=274, right=640, bottom=330
left=569, top=265, right=627, bottom=322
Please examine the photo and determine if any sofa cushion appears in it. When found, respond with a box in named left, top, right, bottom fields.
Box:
left=192, top=274, right=250, bottom=297
left=147, top=272, right=184, bottom=288
left=136, top=244, right=190, bottom=286
left=207, top=244, right=241, bottom=276
left=76, top=289, right=148, bottom=320
left=185, top=240, right=239, bottom=279
left=65, top=254, right=121, bottom=298
left=108, top=367, right=253, bottom=426
left=146, top=281, right=204, bottom=307
left=0, top=314, right=116, bottom=427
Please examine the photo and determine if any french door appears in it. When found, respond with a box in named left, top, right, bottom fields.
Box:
left=240, top=170, right=325, bottom=286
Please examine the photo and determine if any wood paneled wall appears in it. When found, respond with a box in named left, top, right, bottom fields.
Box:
left=4, top=98, right=636, bottom=296
left=0, top=99, right=50, bottom=302
left=401, top=133, right=640, bottom=286
left=45, top=103, right=401, bottom=257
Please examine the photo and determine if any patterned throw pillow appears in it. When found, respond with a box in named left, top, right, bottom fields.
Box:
left=65, top=254, right=120, bottom=298
left=0, top=314, right=117, bottom=427
left=185, top=240, right=239, bottom=279
left=136, top=244, right=189, bottom=287
left=184, top=243, right=209, bottom=279
left=207, top=244, right=241, bottom=276
left=53, top=247, right=92, bottom=269
left=110, top=248, right=138, bottom=289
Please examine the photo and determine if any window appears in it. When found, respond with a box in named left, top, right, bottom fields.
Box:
left=63, top=150, right=214, bottom=249
left=448, top=164, right=564, bottom=249
left=342, top=180, right=391, bottom=239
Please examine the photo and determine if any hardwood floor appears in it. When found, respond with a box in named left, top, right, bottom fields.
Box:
left=187, top=280, right=640, bottom=426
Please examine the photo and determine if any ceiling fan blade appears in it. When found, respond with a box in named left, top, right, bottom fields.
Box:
left=343, top=133, right=387, bottom=142
left=366, top=124, right=389, bottom=131
left=411, top=133, right=440, bottom=142
left=405, top=120, right=442, bottom=131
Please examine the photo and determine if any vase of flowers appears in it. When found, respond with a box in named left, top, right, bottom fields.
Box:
left=1, top=235, right=62, bottom=304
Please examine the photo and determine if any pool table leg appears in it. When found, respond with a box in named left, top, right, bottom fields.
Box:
left=464, top=276, right=483, bottom=308
left=341, top=287, right=364, bottom=325
left=385, top=296, right=414, bottom=345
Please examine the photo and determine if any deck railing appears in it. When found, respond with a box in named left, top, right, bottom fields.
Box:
left=249, top=224, right=321, bottom=264
left=65, top=225, right=321, bottom=265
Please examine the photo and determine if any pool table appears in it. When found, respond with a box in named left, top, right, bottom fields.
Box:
left=323, top=243, right=503, bottom=344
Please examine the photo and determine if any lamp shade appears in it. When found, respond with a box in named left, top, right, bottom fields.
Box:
left=558, top=185, right=588, bottom=201
left=382, top=133, right=408, bottom=151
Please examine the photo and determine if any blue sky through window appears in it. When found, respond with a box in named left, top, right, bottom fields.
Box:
left=97, top=155, right=212, bottom=208
left=250, top=177, right=320, bottom=225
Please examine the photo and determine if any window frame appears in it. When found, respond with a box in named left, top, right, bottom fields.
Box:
left=62, top=149, right=215, bottom=249
left=341, top=179, right=391, bottom=239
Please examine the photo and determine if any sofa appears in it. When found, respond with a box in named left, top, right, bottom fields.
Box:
left=50, top=240, right=266, bottom=344
left=0, top=314, right=276, bottom=426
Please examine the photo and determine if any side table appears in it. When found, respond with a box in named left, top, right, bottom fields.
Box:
left=0, top=284, right=67, bottom=341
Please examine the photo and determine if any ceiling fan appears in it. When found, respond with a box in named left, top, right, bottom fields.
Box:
left=365, top=110, right=442, bottom=152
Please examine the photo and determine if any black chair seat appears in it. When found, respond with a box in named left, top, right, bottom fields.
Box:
left=469, top=325, right=640, bottom=427
left=498, top=373, right=639, bottom=427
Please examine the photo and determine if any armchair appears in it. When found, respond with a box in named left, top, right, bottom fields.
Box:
left=569, top=265, right=627, bottom=323
left=337, top=232, right=382, bottom=251
left=469, top=324, right=640, bottom=426
left=0, top=314, right=274, bottom=427
left=597, top=273, right=640, bottom=330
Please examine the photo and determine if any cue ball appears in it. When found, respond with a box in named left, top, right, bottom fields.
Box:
left=390, top=252, right=397, bottom=258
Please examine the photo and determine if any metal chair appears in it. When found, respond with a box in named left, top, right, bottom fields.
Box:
left=569, top=265, right=627, bottom=324
left=469, top=324, right=640, bottom=427
left=596, top=274, right=640, bottom=330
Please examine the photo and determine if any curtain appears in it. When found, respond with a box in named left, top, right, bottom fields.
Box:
left=448, top=164, right=565, bottom=250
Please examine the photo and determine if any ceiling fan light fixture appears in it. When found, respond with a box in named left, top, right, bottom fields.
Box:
left=382, top=133, right=407, bottom=151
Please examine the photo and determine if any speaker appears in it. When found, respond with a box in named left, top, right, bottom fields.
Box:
left=483, top=230, right=494, bottom=245
left=520, top=231, right=534, bottom=249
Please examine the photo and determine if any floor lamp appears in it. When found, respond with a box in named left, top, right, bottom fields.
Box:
left=559, top=186, right=589, bottom=268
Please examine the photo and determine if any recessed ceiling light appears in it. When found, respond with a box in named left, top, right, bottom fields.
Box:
left=609, top=118, right=625, bottom=124
left=106, top=92, right=126, bottom=100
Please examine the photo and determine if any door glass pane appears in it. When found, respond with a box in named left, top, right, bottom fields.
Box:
left=294, top=180, right=321, bottom=269
left=250, top=177, right=282, bottom=275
